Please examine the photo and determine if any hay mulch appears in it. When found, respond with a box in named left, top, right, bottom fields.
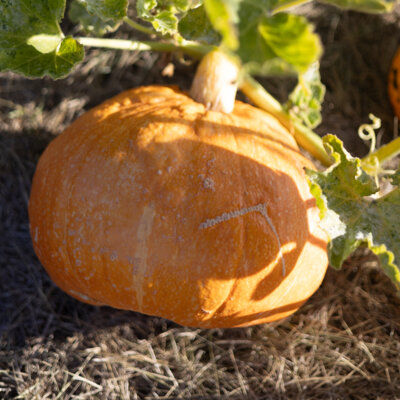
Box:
left=1, top=4, right=400, bottom=399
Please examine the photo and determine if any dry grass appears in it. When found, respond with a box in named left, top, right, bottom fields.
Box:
left=1, top=3, right=400, bottom=399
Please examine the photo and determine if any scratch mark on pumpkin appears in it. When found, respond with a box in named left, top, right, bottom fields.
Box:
left=199, top=203, right=286, bottom=276
left=134, top=203, right=156, bottom=310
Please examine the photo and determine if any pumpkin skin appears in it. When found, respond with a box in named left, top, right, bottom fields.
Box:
left=29, top=85, right=328, bottom=328
left=389, top=47, right=400, bottom=118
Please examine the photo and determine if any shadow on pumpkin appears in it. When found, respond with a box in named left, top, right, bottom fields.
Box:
left=113, top=92, right=305, bottom=164
left=195, top=299, right=307, bottom=329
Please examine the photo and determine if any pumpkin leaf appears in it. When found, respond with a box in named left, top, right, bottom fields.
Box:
left=317, top=0, right=397, bottom=13
left=285, top=62, right=326, bottom=128
left=306, top=135, right=400, bottom=287
left=136, top=0, right=195, bottom=36
left=178, top=4, right=221, bottom=44
left=203, top=0, right=321, bottom=75
left=68, top=0, right=120, bottom=36
left=237, top=9, right=321, bottom=76
left=0, top=0, right=84, bottom=78
left=26, top=34, right=63, bottom=54
left=78, top=0, right=128, bottom=22
left=203, top=0, right=240, bottom=49
left=202, top=0, right=315, bottom=50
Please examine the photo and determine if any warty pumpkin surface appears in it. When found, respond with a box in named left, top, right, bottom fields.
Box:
left=29, top=85, right=328, bottom=328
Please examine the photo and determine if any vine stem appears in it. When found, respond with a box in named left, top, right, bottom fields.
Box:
left=240, top=76, right=332, bottom=166
left=122, top=17, right=156, bottom=36
left=362, top=136, right=400, bottom=169
left=77, top=37, right=212, bottom=59
left=271, top=0, right=313, bottom=14
left=76, top=36, right=332, bottom=166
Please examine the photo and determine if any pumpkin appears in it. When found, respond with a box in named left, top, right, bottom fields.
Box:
left=389, top=46, right=400, bottom=118
left=29, top=52, right=328, bottom=328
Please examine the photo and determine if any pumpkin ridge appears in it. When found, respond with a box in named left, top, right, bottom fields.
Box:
left=133, top=202, right=156, bottom=312
left=64, top=116, right=108, bottom=300
left=30, top=124, right=93, bottom=301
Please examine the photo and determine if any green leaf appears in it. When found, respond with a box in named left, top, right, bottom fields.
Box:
left=26, top=34, right=62, bottom=53
left=271, top=0, right=312, bottom=12
left=178, top=4, right=221, bottom=44
left=238, top=10, right=321, bottom=76
left=68, top=0, right=120, bottom=36
left=391, top=169, right=400, bottom=186
left=79, top=0, right=128, bottom=22
left=0, top=0, right=84, bottom=78
left=285, top=62, right=326, bottom=128
left=203, top=0, right=311, bottom=50
left=203, top=0, right=240, bottom=49
left=136, top=0, right=193, bottom=36
left=136, top=0, right=157, bottom=16
left=259, top=13, right=321, bottom=72
left=317, top=0, right=397, bottom=13
left=307, top=135, right=400, bottom=286
left=201, top=1, right=321, bottom=75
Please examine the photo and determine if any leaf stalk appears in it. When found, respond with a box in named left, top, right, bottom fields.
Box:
left=122, top=16, right=157, bottom=36
left=271, top=0, right=313, bottom=14
left=240, top=76, right=332, bottom=166
left=362, top=136, right=400, bottom=169
left=76, top=37, right=212, bottom=59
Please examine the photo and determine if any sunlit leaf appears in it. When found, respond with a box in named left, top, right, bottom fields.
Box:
left=203, top=0, right=240, bottom=49
left=136, top=0, right=193, bottom=36
left=0, top=0, right=84, bottom=78
left=26, top=34, right=62, bottom=54
left=238, top=10, right=321, bottom=76
left=286, top=62, right=326, bottom=128
left=307, top=135, right=400, bottom=286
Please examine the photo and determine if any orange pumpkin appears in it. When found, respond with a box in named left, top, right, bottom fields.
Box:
left=29, top=51, right=328, bottom=328
left=389, top=46, right=400, bottom=118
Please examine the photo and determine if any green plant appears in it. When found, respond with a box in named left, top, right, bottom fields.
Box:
left=2, top=0, right=400, bottom=321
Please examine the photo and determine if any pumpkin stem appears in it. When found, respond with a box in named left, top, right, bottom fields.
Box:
left=190, top=50, right=239, bottom=114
